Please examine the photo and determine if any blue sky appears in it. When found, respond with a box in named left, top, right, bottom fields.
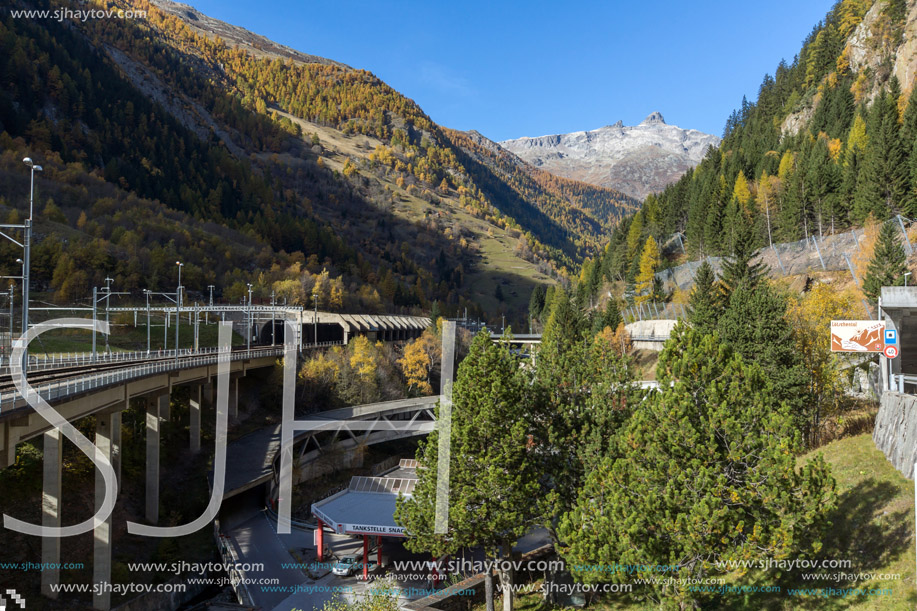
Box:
left=187, top=0, right=837, bottom=141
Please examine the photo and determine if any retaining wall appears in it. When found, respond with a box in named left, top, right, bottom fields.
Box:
left=873, top=391, right=917, bottom=479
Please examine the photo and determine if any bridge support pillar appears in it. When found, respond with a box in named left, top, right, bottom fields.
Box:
left=2, top=421, right=22, bottom=470
left=229, top=377, right=239, bottom=418
left=202, top=379, right=214, bottom=409
left=159, top=390, right=170, bottom=422
left=146, top=396, right=162, bottom=524
left=112, top=409, right=122, bottom=491
left=41, top=428, right=62, bottom=599
left=0, top=422, right=11, bottom=469
left=190, top=385, right=201, bottom=453
left=93, top=412, right=115, bottom=611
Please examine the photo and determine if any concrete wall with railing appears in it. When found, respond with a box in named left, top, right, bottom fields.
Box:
left=625, top=319, right=677, bottom=351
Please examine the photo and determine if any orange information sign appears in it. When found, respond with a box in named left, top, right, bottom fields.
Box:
left=830, top=320, right=885, bottom=352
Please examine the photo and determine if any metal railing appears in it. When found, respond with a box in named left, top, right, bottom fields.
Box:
left=624, top=301, right=686, bottom=323
left=216, top=528, right=256, bottom=608
left=8, top=340, right=343, bottom=373
left=3, top=346, right=227, bottom=373
left=891, top=374, right=917, bottom=394
left=0, top=341, right=343, bottom=409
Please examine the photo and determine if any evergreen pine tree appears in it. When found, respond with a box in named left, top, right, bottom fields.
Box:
left=574, top=328, right=638, bottom=474
left=719, top=215, right=766, bottom=301
left=841, top=143, right=861, bottom=220
left=903, top=86, right=917, bottom=215
left=899, top=82, right=917, bottom=148
left=778, top=166, right=804, bottom=241
left=722, top=197, right=741, bottom=254
left=908, top=138, right=917, bottom=216
left=717, top=281, right=812, bottom=440
left=605, top=228, right=630, bottom=282
left=530, top=287, right=590, bottom=525
left=528, top=286, right=546, bottom=326
left=395, top=332, right=539, bottom=611
left=534, top=295, right=638, bottom=549
left=539, top=285, right=556, bottom=327
left=688, top=260, right=721, bottom=335
left=855, top=86, right=906, bottom=218
left=703, top=175, right=727, bottom=254
left=806, top=137, right=841, bottom=235
left=592, top=297, right=623, bottom=334
left=540, top=288, right=588, bottom=365
left=586, top=256, right=603, bottom=301
left=863, top=220, right=909, bottom=301
left=625, top=254, right=641, bottom=301
left=558, top=325, right=836, bottom=607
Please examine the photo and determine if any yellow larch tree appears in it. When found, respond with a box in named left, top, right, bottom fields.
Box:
left=634, top=236, right=660, bottom=306
left=788, top=282, right=865, bottom=444
left=350, top=335, right=377, bottom=382
left=733, top=171, right=752, bottom=209
left=398, top=339, right=434, bottom=395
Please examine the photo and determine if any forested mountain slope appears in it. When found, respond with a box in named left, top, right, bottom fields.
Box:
left=598, top=0, right=917, bottom=286
left=0, top=0, right=635, bottom=320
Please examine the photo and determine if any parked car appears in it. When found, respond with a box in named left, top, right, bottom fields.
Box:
left=332, top=556, right=359, bottom=576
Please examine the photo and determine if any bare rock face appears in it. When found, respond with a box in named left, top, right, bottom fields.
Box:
left=499, top=113, right=719, bottom=201
left=893, top=0, right=917, bottom=93
left=846, top=0, right=917, bottom=98
left=781, top=105, right=816, bottom=137
left=847, top=1, right=885, bottom=76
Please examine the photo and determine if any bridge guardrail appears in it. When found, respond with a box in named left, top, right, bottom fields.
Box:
left=0, top=341, right=343, bottom=409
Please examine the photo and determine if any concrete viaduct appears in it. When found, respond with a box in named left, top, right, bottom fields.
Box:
left=0, top=311, right=428, bottom=610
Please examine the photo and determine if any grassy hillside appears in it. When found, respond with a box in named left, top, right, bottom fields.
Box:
left=265, top=111, right=554, bottom=314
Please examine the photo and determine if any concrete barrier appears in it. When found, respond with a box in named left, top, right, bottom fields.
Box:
left=626, top=320, right=676, bottom=352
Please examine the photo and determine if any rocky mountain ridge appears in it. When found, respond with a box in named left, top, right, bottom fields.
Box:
left=150, top=0, right=346, bottom=66
left=499, top=112, right=720, bottom=201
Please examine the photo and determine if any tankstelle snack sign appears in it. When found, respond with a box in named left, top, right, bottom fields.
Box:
left=830, top=320, right=886, bottom=352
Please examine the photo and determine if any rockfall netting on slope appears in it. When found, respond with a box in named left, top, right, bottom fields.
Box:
left=657, top=219, right=916, bottom=294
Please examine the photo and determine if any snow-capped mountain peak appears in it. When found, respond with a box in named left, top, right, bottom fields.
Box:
left=499, top=114, right=719, bottom=200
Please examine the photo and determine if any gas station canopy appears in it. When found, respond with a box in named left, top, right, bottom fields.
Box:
left=312, top=460, right=418, bottom=538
